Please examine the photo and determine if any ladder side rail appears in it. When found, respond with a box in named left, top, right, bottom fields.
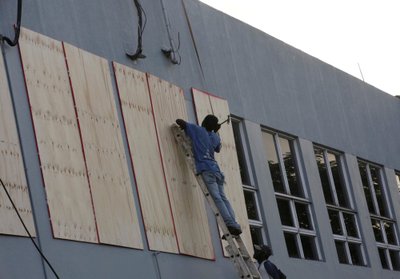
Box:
left=172, top=125, right=260, bottom=278
left=236, top=237, right=262, bottom=276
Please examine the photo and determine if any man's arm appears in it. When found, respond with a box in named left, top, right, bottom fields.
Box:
left=212, top=132, right=222, bottom=153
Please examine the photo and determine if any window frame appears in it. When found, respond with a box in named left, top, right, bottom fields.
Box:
left=314, top=146, right=367, bottom=266
left=358, top=160, right=400, bottom=271
left=231, top=117, right=265, bottom=246
left=395, top=171, right=400, bottom=197
left=263, top=129, right=322, bottom=261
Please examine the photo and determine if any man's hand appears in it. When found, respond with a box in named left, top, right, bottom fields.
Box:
left=176, top=119, right=186, bottom=130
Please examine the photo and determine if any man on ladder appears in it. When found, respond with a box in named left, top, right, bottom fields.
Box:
left=175, top=114, right=242, bottom=237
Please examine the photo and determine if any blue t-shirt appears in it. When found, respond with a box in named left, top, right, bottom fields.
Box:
left=184, top=122, right=221, bottom=174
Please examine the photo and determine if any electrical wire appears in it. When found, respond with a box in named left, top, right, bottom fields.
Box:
left=126, top=0, right=147, bottom=60
left=0, top=0, right=22, bottom=47
left=159, top=0, right=181, bottom=65
left=173, top=32, right=182, bottom=65
left=0, top=178, right=60, bottom=278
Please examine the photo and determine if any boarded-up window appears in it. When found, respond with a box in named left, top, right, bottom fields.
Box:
left=113, top=62, right=178, bottom=253
left=192, top=88, right=253, bottom=256
left=19, top=28, right=96, bottom=242
left=0, top=38, right=35, bottom=237
left=63, top=44, right=143, bottom=249
left=148, top=75, right=214, bottom=259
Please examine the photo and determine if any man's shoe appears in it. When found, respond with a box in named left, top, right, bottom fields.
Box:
left=227, top=226, right=242, bottom=236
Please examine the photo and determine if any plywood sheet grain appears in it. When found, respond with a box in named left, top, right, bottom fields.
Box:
left=148, top=75, right=214, bottom=259
left=192, top=88, right=254, bottom=256
left=113, top=62, right=178, bottom=253
left=64, top=44, right=143, bottom=249
left=0, top=46, right=36, bottom=237
left=18, top=28, right=96, bottom=242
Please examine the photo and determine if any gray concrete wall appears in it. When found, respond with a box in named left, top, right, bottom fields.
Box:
left=1, top=0, right=399, bottom=278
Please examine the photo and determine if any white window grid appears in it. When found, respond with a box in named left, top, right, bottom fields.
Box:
left=231, top=118, right=266, bottom=245
left=243, top=185, right=263, bottom=225
left=359, top=160, right=400, bottom=271
left=328, top=206, right=367, bottom=265
left=264, top=130, right=321, bottom=260
left=243, top=185, right=264, bottom=242
left=396, top=172, right=400, bottom=196
left=315, top=146, right=367, bottom=265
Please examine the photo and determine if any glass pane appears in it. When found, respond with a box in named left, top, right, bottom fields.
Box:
left=277, top=198, right=294, bottom=226
left=343, top=212, right=359, bottom=238
left=244, top=190, right=260, bottom=221
left=383, top=221, right=398, bottom=245
left=370, top=166, right=388, bottom=217
left=232, top=121, right=251, bottom=185
left=284, top=232, right=300, bottom=258
left=314, top=148, right=334, bottom=204
left=348, top=242, right=364, bottom=266
left=389, top=250, right=400, bottom=271
left=250, top=226, right=263, bottom=246
left=335, top=240, right=348, bottom=264
left=327, top=152, right=348, bottom=207
left=279, top=137, right=303, bottom=197
left=371, top=218, right=384, bottom=242
left=378, top=248, right=389, bottom=269
left=358, top=162, right=375, bottom=214
left=301, top=235, right=318, bottom=260
left=262, top=132, right=285, bottom=193
left=396, top=173, right=400, bottom=194
left=295, top=202, right=312, bottom=230
left=328, top=209, right=343, bottom=235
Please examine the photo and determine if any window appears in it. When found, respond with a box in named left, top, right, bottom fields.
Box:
left=314, top=147, right=366, bottom=266
left=244, top=186, right=264, bottom=246
left=358, top=161, right=400, bottom=271
left=231, top=118, right=264, bottom=246
left=262, top=130, right=321, bottom=260
left=231, top=120, right=251, bottom=186
left=396, top=172, right=400, bottom=197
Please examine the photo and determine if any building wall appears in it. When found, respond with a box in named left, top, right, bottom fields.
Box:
left=0, top=0, right=399, bottom=278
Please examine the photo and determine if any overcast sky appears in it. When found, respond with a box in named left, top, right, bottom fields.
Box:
left=200, top=0, right=399, bottom=97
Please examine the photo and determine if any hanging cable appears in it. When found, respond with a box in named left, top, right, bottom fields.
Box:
left=126, top=0, right=147, bottom=61
left=160, top=0, right=181, bottom=65
left=161, top=31, right=181, bottom=65
left=0, top=0, right=22, bottom=47
left=0, top=178, right=60, bottom=278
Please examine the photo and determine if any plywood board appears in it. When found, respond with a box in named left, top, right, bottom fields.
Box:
left=18, top=28, right=97, bottom=242
left=191, top=89, right=213, bottom=124
left=148, top=74, right=214, bottom=259
left=192, top=88, right=254, bottom=256
left=63, top=44, right=143, bottom=249
left=113, top=62, right=178, bottom=253
left=0, top=46, right=36, bottom=237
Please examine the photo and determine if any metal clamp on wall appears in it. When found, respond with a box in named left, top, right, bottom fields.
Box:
left=0, top=0, right=22, bottom=47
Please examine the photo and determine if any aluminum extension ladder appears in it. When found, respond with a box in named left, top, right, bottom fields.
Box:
left=172, top=124, right=261, bottom=279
